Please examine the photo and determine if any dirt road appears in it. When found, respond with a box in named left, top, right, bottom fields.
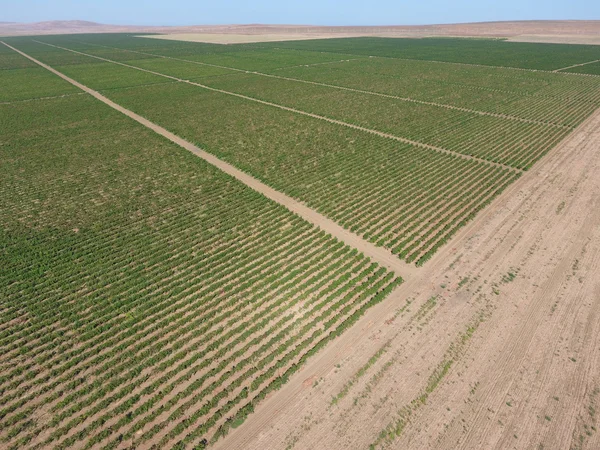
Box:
left=213, top=105, right=600, bottom=449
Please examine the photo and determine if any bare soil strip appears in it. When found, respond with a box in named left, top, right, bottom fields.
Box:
left=32, top=40, right=522, bottom=173
left=211, top=106, right=600, bottom=450
left=270, top=57, right=367, bottom=71
left=399, top=106, right=600, bottom=450
left=78, top=41, right=571, bottom=130
left=0, top=92, right=86, bottom=105
left=136, top=33, right=369, bottom=45
left=1, top=40, right=416, bottom=278
left=554, top=59, right=600, bottom=72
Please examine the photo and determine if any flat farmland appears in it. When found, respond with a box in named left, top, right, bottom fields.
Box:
left=0, top=71, right=400, bottom=449
left=1, top=33, right=600, bottom=450
left=257, top=36, right=600, bottom=70
left=564, top=60, right=600, bottom=75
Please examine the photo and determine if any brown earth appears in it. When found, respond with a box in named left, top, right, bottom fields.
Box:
left=508, top=34, right=600, bottom=45
left=2, top=20, right=600, bottom=45
left=137, top=33, right=368, bottom=45
left=211, top=103, right=600, bottom=448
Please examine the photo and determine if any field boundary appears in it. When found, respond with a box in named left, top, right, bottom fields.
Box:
left=32, top=40, right=523, bottom=173
left=554, top=58, right=600, bottom=72
left=1, top=40, right=417, bottom=278
left=0, top=91, right=86, bottom=105
left=74, top=40, right=573, bottom=130
left=267, top=45, right=600, bottom=77
left=271, top=56, right=367, bottom=70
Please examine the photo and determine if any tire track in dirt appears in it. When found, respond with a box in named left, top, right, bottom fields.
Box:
left=210, top=107, right=600, bottom=449
left=456, top=210, right=598, bottom=450
left=389, top=106, right=600, bottom=450
left=497, top=240, right=600, bottom=450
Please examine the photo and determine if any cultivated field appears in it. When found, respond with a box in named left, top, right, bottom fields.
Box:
left=1, top=33, right=600, bottom=450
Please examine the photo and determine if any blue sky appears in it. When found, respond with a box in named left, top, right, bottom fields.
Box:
left=2, top=0, right=599, bottom=26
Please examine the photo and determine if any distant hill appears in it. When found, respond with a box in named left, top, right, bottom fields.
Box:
left=0, top=20, right=127, bottom=36
left=1, top=20, right=600, bottom=45
left=34, top=20, right=103, bottom=27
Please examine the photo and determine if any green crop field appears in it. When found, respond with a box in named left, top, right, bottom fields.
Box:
left=0, top=71, right=400, bottom=449
left=564, top=60, right=600, bottom=75
left=1, top=33, right=600, bottom=449
left=258, top=36, right=600, bottom=70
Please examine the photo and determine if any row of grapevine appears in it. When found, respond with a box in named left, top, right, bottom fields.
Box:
left=565, top=61, right=600, bottom=76
left=17, top=39, right=598, bottom=170
left=6, top=39, right=573, bottom=264
left=0, top=65, right=80, bottom=102
left=70, top=36, right=600, bottom=127
left=188, top=71, right=575, bottom=169
left=255, top=36, right=600, bottom=71
left=11, top=42, right=520, bottom=261
left=58, top=44, right=575, bottom=169
left=268, top=55, right=600, bottom=126
left=0, top=81, right=400, bottom=449
left=30, top=36, right=600, bottom=129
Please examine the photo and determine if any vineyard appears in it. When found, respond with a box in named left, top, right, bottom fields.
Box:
left=564, top=61, right=600, bottom=75
left=0, top=67, right=399, bottom=448
left=257, top=36, right=600, bottom=71
left=1, top=33, right=600, bottom=449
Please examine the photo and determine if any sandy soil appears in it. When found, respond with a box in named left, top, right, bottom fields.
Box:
left=2, top=20, right=600, bottom=45
left=211, top=105, right=600, bottom=449
left=136, top=33, right=366, bottom=44
left=508, top=34, right=600, bottom=45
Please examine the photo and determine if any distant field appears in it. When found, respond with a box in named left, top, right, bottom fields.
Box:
left=1, top=34, right=600, bottom=449
left=564, top=60, right=600, bottom=75
left=258, top=36, right=600, bottom=71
